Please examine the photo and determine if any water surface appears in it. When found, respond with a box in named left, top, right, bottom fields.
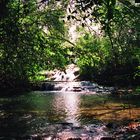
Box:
left=0, top=91, right=140, bottom=138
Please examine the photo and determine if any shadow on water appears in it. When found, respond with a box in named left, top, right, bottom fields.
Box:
left=80, top=94, right=140, bottom=123
left=0, top=91, right=140, bottom=138
left=0, top=92, right=65, bottom=138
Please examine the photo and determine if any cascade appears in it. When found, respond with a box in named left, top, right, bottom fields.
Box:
left=41, top=64, right=114, bottom=94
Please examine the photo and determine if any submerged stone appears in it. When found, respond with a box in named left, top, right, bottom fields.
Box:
left=100, top=137, right=115, bottom=140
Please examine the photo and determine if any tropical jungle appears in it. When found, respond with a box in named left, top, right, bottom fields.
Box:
left=0, top=0, right=140, bottom=139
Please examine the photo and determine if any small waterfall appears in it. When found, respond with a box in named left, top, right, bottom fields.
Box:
left=41, top=64, right=115, bottom=94
left=41, top=81, right=114, bottom=94
left=45, top=64, right=80, bottom=82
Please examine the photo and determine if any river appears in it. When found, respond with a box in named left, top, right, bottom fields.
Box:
left=0, top=90, right=140, bottom=139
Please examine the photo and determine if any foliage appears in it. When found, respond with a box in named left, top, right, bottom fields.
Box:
left=0, top=0, right=140, bottom=91
left=135, top=86, right=140, bottom=94
left=75, top=33, right=111, bottom=80
left=0, top=0, right=68, bottom=90
left=69, top=0, right=140, bottom=85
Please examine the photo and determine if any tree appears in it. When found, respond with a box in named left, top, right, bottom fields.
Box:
left=68, top=0, right=140, bottom=85
left=0, top=0, right=68, bottom=91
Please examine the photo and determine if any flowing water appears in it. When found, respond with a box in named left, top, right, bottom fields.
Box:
left=0, top=89, right=140, bottom=139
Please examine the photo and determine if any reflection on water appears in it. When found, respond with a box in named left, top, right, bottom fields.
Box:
left=0, top=91, right=140, bottom=137
left=53, top=92, right=80, bottom=125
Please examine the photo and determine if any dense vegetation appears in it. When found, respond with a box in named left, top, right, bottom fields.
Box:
left=0, top=0, right=69, bottom=91
left=0, top=0, right=140, bottom=92
left=71, top=0, right=140, bottom=85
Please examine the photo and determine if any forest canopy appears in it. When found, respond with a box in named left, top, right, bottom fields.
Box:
left=0, top=0, right=140, bottom=91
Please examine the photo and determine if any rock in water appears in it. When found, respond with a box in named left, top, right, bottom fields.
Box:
left=100, top=137, right=115, bottom=140
left=67, top=138, right=81, bottom=140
